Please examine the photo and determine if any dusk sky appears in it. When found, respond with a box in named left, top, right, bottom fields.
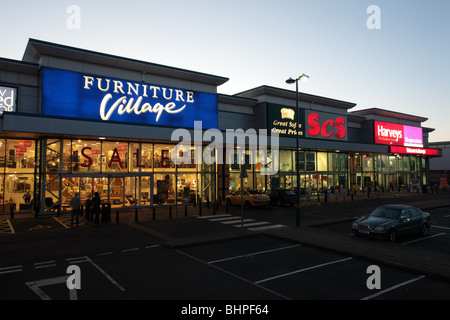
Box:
left=2, top=0, right=449, bottom=142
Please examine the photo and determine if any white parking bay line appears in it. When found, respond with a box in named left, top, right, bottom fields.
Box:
left=221, top=219, right=254, bottom=225
left=432, top=225, right=450, bottom=230
left=361, top=275, right=426, bottom=300
left=235, top=221, right=270, bottom=228
left=255, top=257, right=353, bottom=284
left=209, top=216, right=242, bottom=222
left=401, top=233, right=445, bottom=245
left=208, top=244, right=301, bottom=264
left=197, top=214, right=231, bottom=219
left=0, top=265, right=23, bottom=275
left=248, top=224, right=286, bottom=231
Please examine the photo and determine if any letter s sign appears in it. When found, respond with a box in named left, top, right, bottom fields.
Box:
left=306, top=111, right=347, bottom=141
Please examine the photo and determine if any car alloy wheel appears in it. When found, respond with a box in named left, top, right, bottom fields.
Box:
left=388, top=229, right=397, bottom=242
left=421, top=224, right=429, bottom=237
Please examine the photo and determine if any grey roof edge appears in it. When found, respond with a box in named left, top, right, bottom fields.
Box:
left=350, top=107, right=428, bottom=123
left=22, top=38, right=229, bottom=86
left=234, top=85, right=357, bottom=110
left=218, top=93, right=257, bottom=107
left=0, top=57, right=39, bottom=74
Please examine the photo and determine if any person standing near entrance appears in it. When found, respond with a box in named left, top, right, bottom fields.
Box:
left=23, top=191, right=32, bottom=204
left=70, top=193, right=81, bottom=228
left=92, top=192, right=101, bottom=224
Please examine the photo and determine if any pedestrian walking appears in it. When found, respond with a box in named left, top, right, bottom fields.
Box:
left=85, top=195, right=92, bottom=221
left=23, top=191, right=32, bottom=204
left=92, top=192, right=101, bottom=224
left=70, top=193, right=81, bottom=228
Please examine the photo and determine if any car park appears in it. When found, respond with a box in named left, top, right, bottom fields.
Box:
left=268, top=189, right=297, bottom=206
left=225, top=190, right=270, bottom=209
left=351, top=204, right=432, bottom=242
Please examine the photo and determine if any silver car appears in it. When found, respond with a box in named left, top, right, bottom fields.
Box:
left=351, top=204, right=431, bottom=242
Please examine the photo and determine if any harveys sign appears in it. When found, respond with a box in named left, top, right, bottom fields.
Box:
left=305, top=110, right=347, bottom=141
left=374, top=121, right=423, bottom=147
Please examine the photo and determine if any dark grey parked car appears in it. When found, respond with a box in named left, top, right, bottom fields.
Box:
left=351, top=204, right=431, bottom=242
left=268, top=189, right=297, bottom=206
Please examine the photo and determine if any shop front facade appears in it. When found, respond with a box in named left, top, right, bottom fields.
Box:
left=233, top=86, right=440, bottom=196
left=0, top=39, right=229, bottom=215
left=0, top=39, right=442, bottom=215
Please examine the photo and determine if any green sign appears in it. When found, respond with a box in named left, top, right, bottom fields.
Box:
left=266, top=103, right=304, bottom=138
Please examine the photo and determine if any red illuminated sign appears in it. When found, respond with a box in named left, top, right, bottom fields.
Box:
left=374, top=121, right=423, bottom=147
left=374, top=121, right=404, bottom=146
left=305, top=110, right=347, bottom=141
left=390, top=146, right=439, bottom=156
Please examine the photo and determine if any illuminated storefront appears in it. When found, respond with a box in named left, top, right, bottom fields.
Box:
left=234, top=87, right=441, bottom=195
left=0, top=39, right=442, bottom=215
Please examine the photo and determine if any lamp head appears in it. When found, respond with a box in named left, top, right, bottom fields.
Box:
left=286, top=77, right=296, bottom=84
left=299, top=74, right=309, bottom=82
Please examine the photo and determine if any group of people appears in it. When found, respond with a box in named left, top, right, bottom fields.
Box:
left=69, top=192, right=102, bottom=225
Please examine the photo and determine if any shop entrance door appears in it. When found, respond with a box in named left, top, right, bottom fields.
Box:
left=58, top=174, right=153, bottom=211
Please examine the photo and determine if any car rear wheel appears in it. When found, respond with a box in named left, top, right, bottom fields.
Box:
left=387, top=229, right=397, bottom=242
left=245, top=201, right=252, bottom=209
left=420, top=223, right=429, bottom=237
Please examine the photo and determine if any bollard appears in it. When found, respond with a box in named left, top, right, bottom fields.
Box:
left=199, top=198, right=202, bottom=216
left=226, top=199, right=229, bottom=213
left=10, top=203, right=14, bottom=219
left=116, top=210, right=120, bottom=223
left=206, top=196, right=210, bottom=209
left=213, top=201, right=216, bottom=215
left=135, top=208, right=138, bottom=222
left=169, top=206, right=172, bottom=219
left=153, top=207, right=156, bottom=220
left=185, top=204, right=187, bottom=217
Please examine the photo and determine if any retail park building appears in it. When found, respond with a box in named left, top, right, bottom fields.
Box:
left=0, top=39, right=442, bottom=215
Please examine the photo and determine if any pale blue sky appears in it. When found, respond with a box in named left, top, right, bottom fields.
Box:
left=1, top=0, right=449, bottom=141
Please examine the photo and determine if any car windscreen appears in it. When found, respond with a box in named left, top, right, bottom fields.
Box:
left=284, top=190, right=296, bottom=195
left=369, top=207, right=401, bottom=220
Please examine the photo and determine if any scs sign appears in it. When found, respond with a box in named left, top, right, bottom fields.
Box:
left=305, top=110, right=347, bottom=141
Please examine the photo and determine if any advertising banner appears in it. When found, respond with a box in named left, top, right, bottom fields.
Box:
left=41, top=68, right=218, bottom=129
left=374, top=121, right=423, bottom=147
left=390, top=146, right=439, bottom=156
left=267, top=103, right=304, bottom=138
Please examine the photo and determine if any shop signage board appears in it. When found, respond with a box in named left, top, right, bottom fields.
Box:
left=266, top=104, right=348, bottom=141
left=374, top=121, right=423, bottom=147
left=0, top=86, right=17, bottom=115
left=41, top=68, right=218, bottom=129
left=390, top=146, right=439, bottom=156
left=267, top=103, right=304, bottom=138
left=304, top=110, right=347, bottom=141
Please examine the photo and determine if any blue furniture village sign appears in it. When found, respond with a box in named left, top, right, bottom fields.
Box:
left=41, top=68, right=218, bottom=129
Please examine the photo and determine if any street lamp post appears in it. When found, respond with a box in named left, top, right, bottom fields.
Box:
left=286, top=74, right=309, bottom=227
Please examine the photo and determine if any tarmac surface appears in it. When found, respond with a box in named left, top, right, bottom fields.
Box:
left=4, top=190, right=450, bottom=283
